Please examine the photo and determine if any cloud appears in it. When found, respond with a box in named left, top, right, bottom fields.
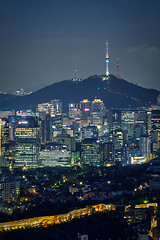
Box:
left=127, top=44, right=160, bottom=54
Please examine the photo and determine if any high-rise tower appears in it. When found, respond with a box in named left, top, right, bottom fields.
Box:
left=105, top=42, right=109, bottom=77
left=117, top=58, right=119, bottom=78
left=14, top=117, right=40, bottom=168
left=0, top=118, right=9, bottom=166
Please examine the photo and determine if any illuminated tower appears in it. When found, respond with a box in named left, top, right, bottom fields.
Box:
left=105, top=42, right=109, bottom=77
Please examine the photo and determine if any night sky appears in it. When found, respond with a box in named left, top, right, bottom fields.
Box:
left=0, top=0, right=160, bottom=93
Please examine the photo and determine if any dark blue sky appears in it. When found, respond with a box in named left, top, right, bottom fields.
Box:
left=0, top=0, right=160, bottom=92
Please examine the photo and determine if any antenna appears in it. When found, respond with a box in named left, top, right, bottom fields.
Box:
left=117, top=58, right=119, bottom=78
left=74, top=69, right=77, bottom=80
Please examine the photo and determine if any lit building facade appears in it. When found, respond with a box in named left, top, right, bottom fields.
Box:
left=14, top=117, right=40, bottom=168
left=38, top=102, right=53, bottom=115
left=121, top=111, right=135, bottom=138
left=0, top=118, right=10, bottom=165
left=90, top=99, right=105, bottom=136
left=101, top=142, right=114, bottom=166
left=51, top=114, right=63, bottom=137
left=139, top=135, right=151, bottom=161
left=0, top=179, right=20, bottom=203
left=40, top=147, right=71, bottom=167
left=52, top=134, right=76, bottom=152
left=112, top=129, right=128, bottom=165
left=82, top=126, right=98, bottom=140
left=108, top=110, right=121, bottom=133
left=81, top=139, right=101, bottom=166
left=41, top=113, right=52, bottom=143
left=80, top=99, right=91, bottom=126
left=38, top=99, right=62, bottom=118
left=69, top=103, right=81, bottom=119
left=150, top=110, right=160, bottom=155
left=50, top=99, right=62, bottom=116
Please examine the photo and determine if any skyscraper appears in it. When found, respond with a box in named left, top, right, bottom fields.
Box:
left=108, top=110, right=121, bottom=133
left=121, top=110, right=135, bottom=138
left=51, top=114, right=63, bottom=137
left=112, top=128, right=128, bottom=165
left=41, top=113, right=52, bottom=143
left=50, top=99, right=62, bottom=116
left=80, top=99, right=91, bottom=127
left=150, top=110, right=160, bottom=156
left=81, top=138, right=101, bottom=166
left=82, top=126, right=98, bottom=140
left=69, top=103, right=81, bottom=119
left=0, top=118, right=10, bottom=166
left=90, top=99, right=105, bottom=136
left=14, top=117, right=40, bottom=168
left=139, top=135, right=151, bottom=161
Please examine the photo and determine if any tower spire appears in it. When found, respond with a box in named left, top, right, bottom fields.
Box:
left=117, top=58, right=119, bottom=78
left=74, top=69, right=77, bottom=80
left=105, top=42, right=109, bottom=77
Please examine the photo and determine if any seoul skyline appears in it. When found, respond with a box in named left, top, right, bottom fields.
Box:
left=0, top=0, right=160, bottom=93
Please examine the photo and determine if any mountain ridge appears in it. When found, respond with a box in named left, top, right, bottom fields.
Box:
left=0, top=75, right=159, bottom=111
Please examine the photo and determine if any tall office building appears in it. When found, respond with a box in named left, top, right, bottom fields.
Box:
left=139, top=135, right=151, bottom=161
left=82, top=126, right=98, bottom=140
left=112, top=129, right=128, bottom=165
left=134, top=124, right=145, bottom=140
left=14, top=117, right=40, bottom=168
left=134, top=111, right=148, bottom=135
left=157, top=95, right=160, bottom=106
left=38, top=102, right=52, bottom=115
left=41, top=113, right=51, bottom=144
left=71, top=119, right=82, bottom=142
left=50, top=99, right=62, bottom=116
left=91, top=99, right=105, bottom=115
left=51, top=114, right=63, bottom=137
left=90, top=99, right=105, bottom=136
left=52, top=134, right=76, bottom=152
left=121, top=111, right=135, bottom=138
left=81, top=139, right=101, bottom=166
left=38, top=100, right=62, bottom=117
left=150, top=110, right=160, bottom=155
left=0, top=118, right=10, bottom=166
left=69, top=103, right=81, bottom=119
left=80, top=99, right=91, bottom=126
left=151, top=110, right=160, bottom=131
left=40, top=144, right=71, bottom=167
left=101, top=142, right=114, bottom=166
left=108, top=110, right=121, bottom=133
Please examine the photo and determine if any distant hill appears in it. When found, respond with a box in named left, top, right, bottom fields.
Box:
left=0, top=93, right=17, bottom=102
left=0, top=75, right=159, bottom=111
